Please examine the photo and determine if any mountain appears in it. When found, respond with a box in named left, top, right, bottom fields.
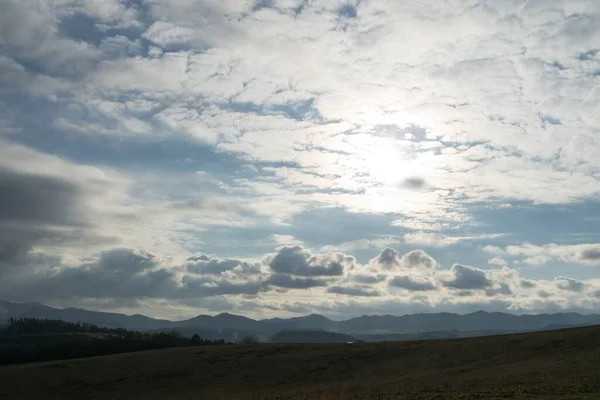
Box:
left=174, top=312, right=263, bottom=331
left=261, top=314, right=339, bottom=332
left=337, top=311, right=600, bottom=334
left=0, top=300, right=170, bottom=331
left=2, top=300, right=600, bottom=342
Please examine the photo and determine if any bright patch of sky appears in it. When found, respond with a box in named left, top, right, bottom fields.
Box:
left=1, top=0, right=599, bottom=319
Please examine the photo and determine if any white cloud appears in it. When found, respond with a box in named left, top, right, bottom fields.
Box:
left=321, top=237, right=400, bottom=253
left=488, top=257, right=508, bottom=267
left=486, top=242, right=600, bottom=266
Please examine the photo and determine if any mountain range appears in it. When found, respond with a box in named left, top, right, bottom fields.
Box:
left=2, top=300, right=600, bottom=342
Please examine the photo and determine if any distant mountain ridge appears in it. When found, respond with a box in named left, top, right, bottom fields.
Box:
left=2, top=300, right=600, bottom=342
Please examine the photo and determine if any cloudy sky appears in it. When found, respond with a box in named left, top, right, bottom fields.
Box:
left=1, top=0, right=599, bottom=320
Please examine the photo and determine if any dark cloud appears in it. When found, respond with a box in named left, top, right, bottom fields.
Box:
left=182, top=275, right=263, bottom=297
left=93, top=248, right=159, bottom=273
left=389, top=275, right=435, bottom=291
left=485, top=282, right=513, bottom=297
left=14, top=262, right=175, bottom=301
left=371, top=248, right=437, bottom=270
left=555, top=277, right=584, bottom=292
left=401, top=250, right=437, bottom=269
left=352, top=273, right=387, bottom=284
left=374, top=248, right=400, bottom=266
left=402, top=177, right=426, bottom=190
left=0, top=247, right=265, bottom=302
left=327, top=286, right=381, bottom=297
left=185, top=255, right=261, bottom=276
left=455, top=290, right=473, bottom=297
left=0, top=166, right=84, bottom=226
left=520, top=279, right=536, bottom=289
left=266, top=246, right=350, bottom=277
left=581, top=248, right=600, bottom=261
left=187, top=255, right=211, bottom=262
left=166, top=198, right=248, bottom=214
left=442, top=264, right=492, bottom=290
left=0, top=165, right=90, bottom=274
left=265, top=273, right=329, bottom=289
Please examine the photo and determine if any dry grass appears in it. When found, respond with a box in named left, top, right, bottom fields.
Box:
left=1, top=326, right=600, bottom=399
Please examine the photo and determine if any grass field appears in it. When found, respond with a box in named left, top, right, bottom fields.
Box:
left=2, top=325, right=600, bottom=399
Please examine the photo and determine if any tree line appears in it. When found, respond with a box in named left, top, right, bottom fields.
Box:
left=0, top=318, right=229, bottom=365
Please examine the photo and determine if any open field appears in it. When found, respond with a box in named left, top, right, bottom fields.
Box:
left=2, top=326, right=600, bottom=400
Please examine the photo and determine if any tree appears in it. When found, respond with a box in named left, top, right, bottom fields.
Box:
left=190, top=333, right=201, bottom=344
left=240, top=335, right=259, bottom=344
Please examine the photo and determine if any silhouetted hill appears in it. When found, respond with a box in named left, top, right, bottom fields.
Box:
left=2, top=300, right=600, bottom=341
left=174, top=312, right=263, bottom=331
left=261, top=314, right=338, bottom=332
left=0, top=301, right=170, bottom=331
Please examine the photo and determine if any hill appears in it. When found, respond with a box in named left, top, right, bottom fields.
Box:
left=0, top=318, right=228, bottom=365
left=1, top=325, right=600, bottom=399
left=3, top=299, right=600, bottom=342
left=270, top=330, right=357, bottom=343
left=0, top=300, right=170, bottom=331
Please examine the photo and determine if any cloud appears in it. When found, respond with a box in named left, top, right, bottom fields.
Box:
left=441, top=264, right=492, bottom=290
left=351, top=273, right=388, bottom=284
left=142, top=21, right=199, bottom=49
left=1, top=0, right=600, bottom=319
left=327, top=285, right=381, bottom=297
left=488, top=257, right=508, bottom=267
left=93, top=248, right=160, bottom=273
left=487, top=243, right=600, bottom=266
left=389, top=276, right=436, bottom=291
left=182, top=274, right=264, bottom=297
left=1, top=241, right=600, bottom=318
left=371, top=248, right=402, bottom=267
left=404, top=232, right=505, bottom=247
left=320, top=237, right=400, bottom=253
left=265, top=245, right=355, bottom=276
left=400, top=250, right=438, bottom=269
left=185, top=255, right=261, bottom=277
left=403, top=232, right=458, bottom=247
left=402, top=177, right=426, bottom=190
left=99, top=35, right=143, bottom=58
left=0, top=140, right=128, bottom=273
left=555, top=277, right=585, bottom=293
left=0, top=165, right=85, bottom=227
left=520, top=279, right=536, bottom=289
left=582, top=248, right=600, bottom=261
left=264, top=274, right=328, bottom=289
left=0, top=247, right=265, bottom=301
left=0, top=0, right=99, bottom=76
left=370, top=248, right=438, bottom=271
left=485, top=282, right=513, bottom=297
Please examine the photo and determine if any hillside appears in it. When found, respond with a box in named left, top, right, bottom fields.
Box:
left=0, top=318, right=227, bottom=365
left=1, top=325, right=600, bottom=399
left=271, top=330, right=357, bottom=343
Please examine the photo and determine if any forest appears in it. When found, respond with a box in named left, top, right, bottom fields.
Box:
left=0, top=318, right=228, bottom=365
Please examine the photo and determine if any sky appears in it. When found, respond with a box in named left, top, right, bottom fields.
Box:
left=1, top=0, right=599, bottom=321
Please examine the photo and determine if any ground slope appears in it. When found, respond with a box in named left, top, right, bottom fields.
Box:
left=1, top=326, right=600, bottom=399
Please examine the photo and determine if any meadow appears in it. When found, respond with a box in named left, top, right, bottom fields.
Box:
left=1, top=325, right=600, bottom=399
